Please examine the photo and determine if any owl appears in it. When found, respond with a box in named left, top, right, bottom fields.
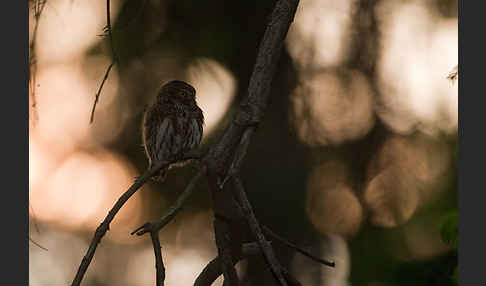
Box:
left=142, top=80, right=204, bottom=180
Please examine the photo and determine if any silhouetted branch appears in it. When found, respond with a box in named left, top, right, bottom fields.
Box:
left=29, top=203, right=48, bottom=251
left=105, top=0, right=117, bottom=59
left=29, top=237, right=48, bottom=251
left=29, top=203, right=41, bottom=234
left=89, top=61, right=115, bottom=123
left=89, top=0, right=118, bottom=124
left=448, top=65, right=458, bottom=82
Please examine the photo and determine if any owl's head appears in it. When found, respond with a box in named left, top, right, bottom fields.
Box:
left=157, top=80, right=196, bottom=104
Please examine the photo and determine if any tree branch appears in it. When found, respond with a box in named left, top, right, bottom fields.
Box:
left=447, top=64, right=458, bottom=82
left=89, top=61, right=115, bottom=123
left=29, top=237, right=48, bottom=251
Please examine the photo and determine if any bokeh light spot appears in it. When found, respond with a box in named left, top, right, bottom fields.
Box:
left=291, top=71, right=375, bottom=146
left=186, top=58, right=237, bottom=137
left=306, top=161, right=363, bottom=238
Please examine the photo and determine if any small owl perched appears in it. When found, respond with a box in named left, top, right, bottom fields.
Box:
left=143, top=80, right=204, bottom=181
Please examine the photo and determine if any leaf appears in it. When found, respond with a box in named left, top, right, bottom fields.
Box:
left=440, top=210, right=458, bottom=251
left=451, top=265, right=458, bottom=285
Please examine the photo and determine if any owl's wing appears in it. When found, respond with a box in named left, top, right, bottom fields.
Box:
left=154, top=117, right=175, bottom=161
left=143, top=106, right=175, bottom=165
left=184, top=118, right=203, bottom=151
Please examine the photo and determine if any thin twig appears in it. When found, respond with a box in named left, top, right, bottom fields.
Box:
left=105, top=0, right=117, bottom=60
left=232, top=176, right=288, bottom=286
left=29, top=203, right=41, bottom=234
left=262, top=225, right=335, bottom=267
left=29, top=203, right=49, bottom=251
left=89, top=61, right=115, bottom=123
left=89, top=0, right=118, bottom=124
left=447, top=64, right=458, bottom=83
left=29, top=237, right=48, bottom=251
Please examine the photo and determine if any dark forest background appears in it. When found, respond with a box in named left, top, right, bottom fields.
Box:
left=29, top=0, right=458, bottom=285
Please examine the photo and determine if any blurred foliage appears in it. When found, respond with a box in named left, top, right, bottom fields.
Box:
left=29, top=0, right=458, bottom=285
left=440, top=210, right=458, bottom=251
left=452, top=265, right=458, bottom=285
